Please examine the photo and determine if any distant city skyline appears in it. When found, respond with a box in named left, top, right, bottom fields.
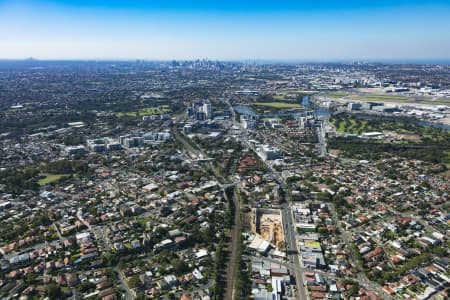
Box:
left=1, top=0, right=450, bottom=60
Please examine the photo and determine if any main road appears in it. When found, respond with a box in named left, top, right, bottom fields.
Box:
left=316, top=119, right=327, bottom=157
left=281, top=201, right=308, bottom=300
left=225, top=98, right=309, bottom=300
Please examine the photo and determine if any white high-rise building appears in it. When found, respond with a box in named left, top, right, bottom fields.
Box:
left=202, top=102, right=212, bottom=119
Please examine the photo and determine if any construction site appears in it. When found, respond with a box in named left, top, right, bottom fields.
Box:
left=251, top=208, right=284, bottom=249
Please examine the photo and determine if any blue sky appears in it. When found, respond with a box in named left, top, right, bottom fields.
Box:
left=1, top=0, right=450, bottom=60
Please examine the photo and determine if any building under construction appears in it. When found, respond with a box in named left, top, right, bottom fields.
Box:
left=251, top=208, right=284, bottom=249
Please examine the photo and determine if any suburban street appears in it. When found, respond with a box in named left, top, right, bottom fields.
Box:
left=327, top=203, right=393, bottom=300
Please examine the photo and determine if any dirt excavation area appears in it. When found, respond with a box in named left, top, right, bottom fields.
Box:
left=251, top=208, right=284, bottom=249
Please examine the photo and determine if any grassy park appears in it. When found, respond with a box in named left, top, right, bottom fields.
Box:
left=116, top=105, right=171, bottom=118
left=329, top=116, right=450, bottom=167
left=38, top=173, right=71, bottom=186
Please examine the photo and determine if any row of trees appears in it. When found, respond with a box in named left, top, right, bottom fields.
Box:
left=0, top=167, right=39, bottom=194
left=234, top=233, right=252, bottom=299
left=44, top=159, right=89, bottom=175
left=212, top=242, right=226, bottom=299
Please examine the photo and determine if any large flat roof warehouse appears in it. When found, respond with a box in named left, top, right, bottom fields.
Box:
left=68, top=121, right=85, bottom=127
left=249, top=234, right=271, bottom=254
left=76, top=232, right=91, bottom=241
left=361, top=132, right=384, bottom=138
left=207, top=132, right=222, bottom=139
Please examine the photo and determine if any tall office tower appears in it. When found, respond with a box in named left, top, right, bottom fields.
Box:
left=203, top=102, right=212, bottom=119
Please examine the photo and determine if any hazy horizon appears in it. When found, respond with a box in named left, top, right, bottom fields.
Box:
left=2, top=58, right=450, bottom=65
left=1, top=0, right=450, bottom=60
